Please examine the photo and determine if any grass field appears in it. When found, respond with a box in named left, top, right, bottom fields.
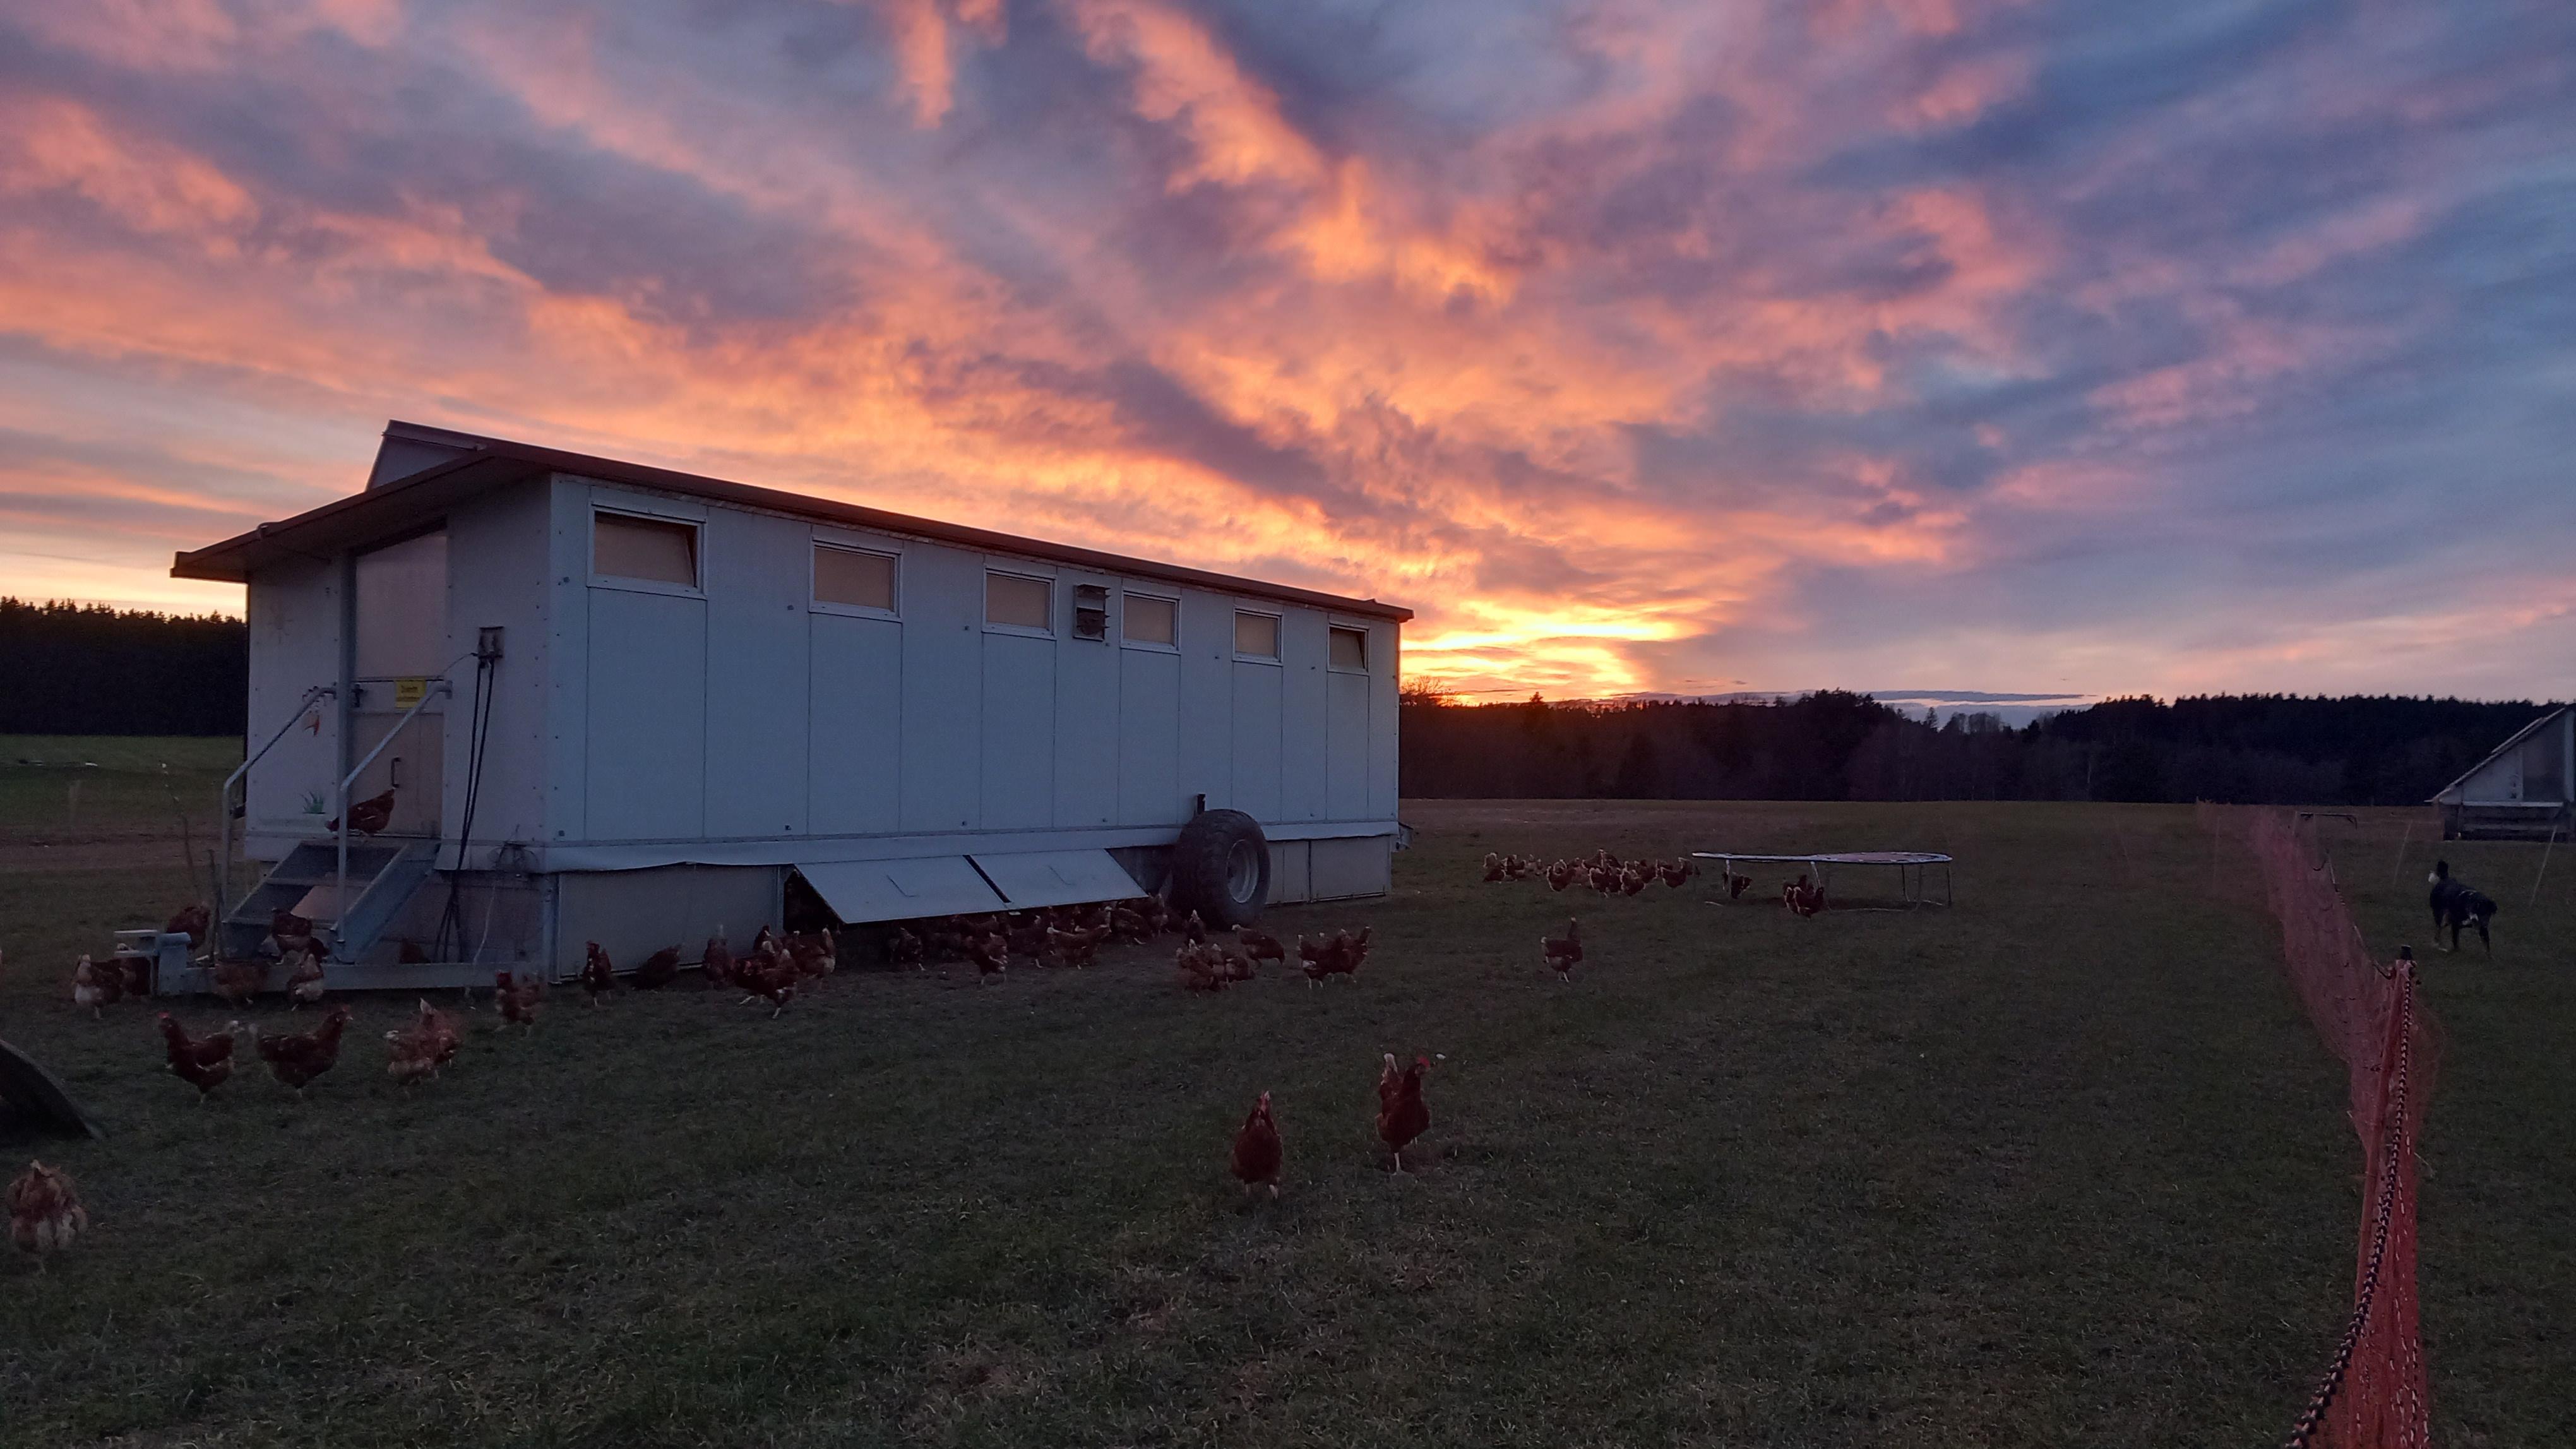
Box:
left=1, top=775, right=2568, bottom=1446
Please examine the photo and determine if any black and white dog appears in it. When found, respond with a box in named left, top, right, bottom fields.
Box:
left=2428, top=859, right=2497, bottom=954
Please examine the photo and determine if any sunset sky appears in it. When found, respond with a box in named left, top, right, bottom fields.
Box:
left=3, top=0, right=2569, bottom=702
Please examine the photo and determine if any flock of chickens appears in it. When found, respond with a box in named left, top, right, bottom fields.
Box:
left=14, top=840, right=1810, bottom=1267
left=1487, top=848, right=1830, bottom=917
left=16, top=886, right=1409, bottom=1266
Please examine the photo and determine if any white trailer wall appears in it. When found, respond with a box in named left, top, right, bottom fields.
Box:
left=542, top=474, right=1399, bottom=852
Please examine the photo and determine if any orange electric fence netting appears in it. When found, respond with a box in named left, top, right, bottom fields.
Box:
left=2205, top=805, right=2436, bottom=1449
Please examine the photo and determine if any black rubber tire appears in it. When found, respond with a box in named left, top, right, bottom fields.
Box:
left=1169, top=809, right=1271, bottom=929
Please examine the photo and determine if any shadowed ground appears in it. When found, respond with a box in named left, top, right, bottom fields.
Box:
left=1, top=770, right=2567, bottom=1446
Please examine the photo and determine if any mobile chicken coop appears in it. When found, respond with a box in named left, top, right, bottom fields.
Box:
left=170, top=422, right=1409, bottom=989
left=2430, top=705, right=2572, bottom=840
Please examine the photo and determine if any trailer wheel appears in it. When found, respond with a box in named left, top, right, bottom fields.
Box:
left=1170, top=809, right=1270, bottom=928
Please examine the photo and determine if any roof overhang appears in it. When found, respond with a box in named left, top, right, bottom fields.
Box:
left=174, top=422, right=1414, bottom=621
left=2425, top=704, right=2568, bottom=804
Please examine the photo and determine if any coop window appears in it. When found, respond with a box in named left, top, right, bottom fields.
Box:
left=1328, top=626, right=1368, bottom=672
left=813, top=544, right=897, bottom=612
left=593, top=511, right=698, bottom=588
left=1124, top=593, right=1176, bottom=647
left=986, top=571, right=1052, bottom=631
left=1234, top=610, right=1280, bottom=660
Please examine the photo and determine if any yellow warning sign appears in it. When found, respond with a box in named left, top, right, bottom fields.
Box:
left=394, top=677, right=427, bottom=708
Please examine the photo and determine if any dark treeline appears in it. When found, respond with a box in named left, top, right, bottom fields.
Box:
left=1400, top=689, right=2555, bottom=806
left=0, top=599, right=248, bottom=736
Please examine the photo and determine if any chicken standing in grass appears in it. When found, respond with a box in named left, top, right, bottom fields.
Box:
left=886, top=926, right=925, bottom=970
left=1376, top=1054, right=1432, bottom=1174
left=7, top=1162, right=86, bottom=1271
left=1235, top=926, right=1287, bottom=969
left=383, top=1026, right=443, bottom=1087
left=494, top=971, right=544, bottom=1029
left=702, top=928, right=735, bottom=988
left=1784, top=875, right=1825, bottom=917
left=581, top=942, right=616, bottom=1003
left=1541, top=919, right=1582, bottom=981
left=632, top=945, right=681, bottom=990
left=71, top=955, right=119, bottom=1018
left=965, top=931, right=1009, bottom=982
left=250, top=1006, right=350, bottom=1095
left=736, top=946, right=800, bottom=1015
left=414, top=1000, right=462, bottom=1070
left=158, top=1013, right=236, bottom=1102
left=1230, top=1092, right=1283, bottom=1200
left=1047, top=924, right=1107, bottom=968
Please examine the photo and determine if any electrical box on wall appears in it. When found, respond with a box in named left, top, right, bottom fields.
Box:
left=1072, top=584, right=1109, bottom=640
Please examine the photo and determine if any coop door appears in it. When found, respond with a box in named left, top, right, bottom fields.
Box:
left=349, top=529, right=449, bottom=838
left=346, top=711, right=444, bottom=838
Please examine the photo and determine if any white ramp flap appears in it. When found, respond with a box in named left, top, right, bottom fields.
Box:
left=797, top=857, right=1007, bottom=924
left=968, top=849, right=1145, bottom=910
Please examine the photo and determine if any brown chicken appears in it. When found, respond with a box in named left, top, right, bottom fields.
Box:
left=414, top=999, right=462, bottom=1070
left=736, top=946, right=800, bottom=1015
left=158, top=1012, right=236, bottom=1102
left=702, top=928, right=736, bottom=987
left=1176, top=943, right=1231, bottom=992
left=1180, top=910, right=1209, bottom=945
left=581, top=942, right=616, bottom=1003
left=1724, top=869, right=1752, bottom=900
left=1481, top=852, right=1507, bottom=883
left=1658, top=859, right=1695, bottom=890
left=1230, top=1092, right=1283, bottom=1199
left=965, top=931, right=1009, bottom=981
left=786, top=933, right=837, bottom=981
left=1235, top=926, right=1287, bottom=968
left=165, top=902, right=212, bottom=948
left=1544, top=859, right=1579, bottom=891
left=7, top=1161, right=87, bottom=1270
left=384, top=1027, right=443, bottom=1087
left=493, top=970, right=544, bottom=1028
left=270, top=908, right=316, bottom=959
left=633, top=945, right=681, bottom=989
left=1785, top=875, right=1825, bottom=917
left=1541, top=918, right=1582, bottom=980
left=211, top=957, right=271, bottom=1009
left=286, top=951, right=326, bottom=1009
left=324, top=786, right=397, bottom=837
left=1047, top=924, right=1107, bottom=968
left=1297, top=929, right=1369, bottom=986
left=251, top=1005, right=350, bottom=1094
left=1376, top=1054, right=1432, bottom=1173
left=886, top=926, right=925, bottom=970
left=71, top=955, right=120, bottom=1018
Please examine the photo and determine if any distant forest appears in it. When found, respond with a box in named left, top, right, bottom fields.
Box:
left=1400, top=689, right=2553, bottom=806
left=0, top=599, right=248, bottom=736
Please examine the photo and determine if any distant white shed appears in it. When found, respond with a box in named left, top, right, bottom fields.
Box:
left=2430, top=705, right=2571, bottom=840
left=171, top=422, right=1410, bottom=986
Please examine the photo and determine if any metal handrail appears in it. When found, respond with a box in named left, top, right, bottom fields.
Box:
left=217, top=684, right=336, bottom=917
left=332, top=679, right=451, bottom=960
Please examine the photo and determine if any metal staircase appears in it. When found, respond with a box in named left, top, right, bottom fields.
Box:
left=214, top=839, right=439, bottom=965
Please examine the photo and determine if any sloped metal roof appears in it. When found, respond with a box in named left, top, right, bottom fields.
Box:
left=172, top=422, right=1413, bottom=621
left=2428, top=704, right=2569, bottom=803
